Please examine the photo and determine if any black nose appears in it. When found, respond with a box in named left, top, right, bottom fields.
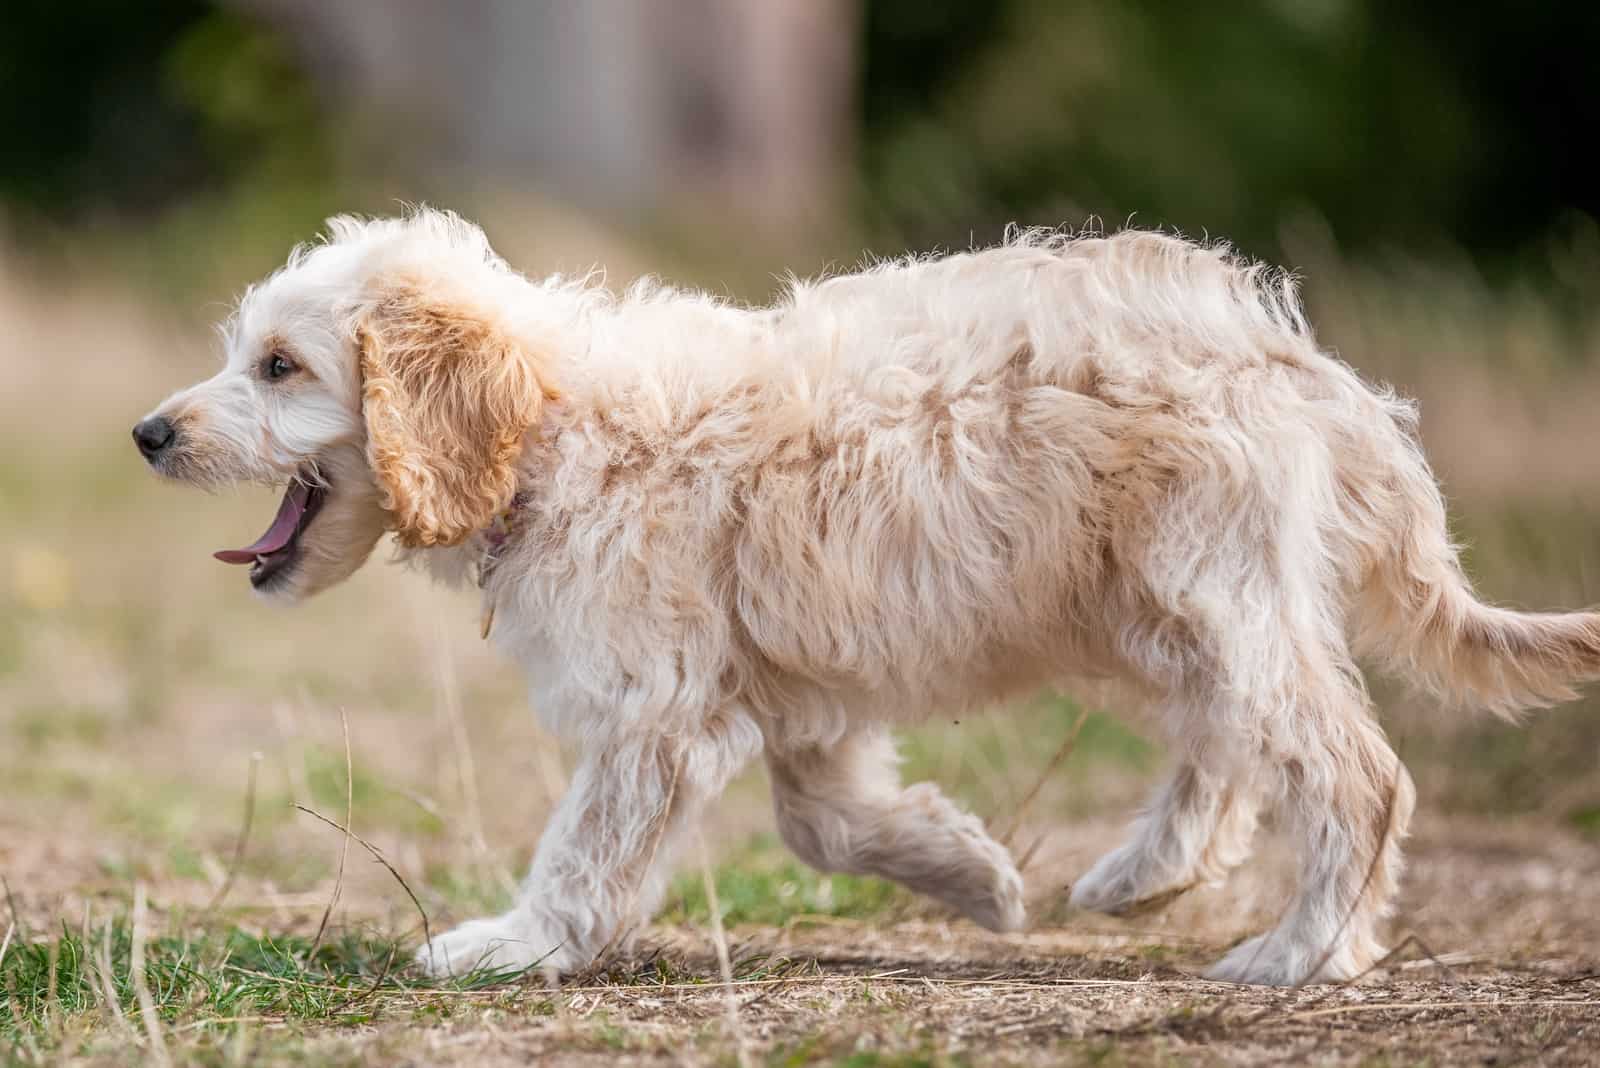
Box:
left=132, top=416, right=175, bottom=459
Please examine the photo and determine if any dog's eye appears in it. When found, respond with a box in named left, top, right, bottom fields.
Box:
left=262, top=352, right=297, bottom=381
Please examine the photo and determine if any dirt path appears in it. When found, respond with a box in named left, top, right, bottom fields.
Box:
left=325, top=911, right=1599, bottom=1066
left=551, top=825, right=1600, bottom=1066
left=442, top=943, right=1599, bottom=1066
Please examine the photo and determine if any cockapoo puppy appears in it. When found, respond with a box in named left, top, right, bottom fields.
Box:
left=134, top=210, right=1600, bottom=985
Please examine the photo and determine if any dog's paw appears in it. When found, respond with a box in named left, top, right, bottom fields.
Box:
left=898, top=783, right=1028, bottom=932
left=415, top=912, right=579, bottom=979
left=967, top=846, right=1027, bottom=933
left=1201, top=931, right=1366, bottom=986
left=1069, top=845, right=1194, bottom=917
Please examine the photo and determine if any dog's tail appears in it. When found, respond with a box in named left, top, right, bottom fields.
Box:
left=1352, top=416, right=1600, bottom=719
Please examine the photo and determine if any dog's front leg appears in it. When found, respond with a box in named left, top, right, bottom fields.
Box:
left=417, top=716, right=759, bottom=978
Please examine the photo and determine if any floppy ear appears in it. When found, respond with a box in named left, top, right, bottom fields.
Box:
left=358, top=280, right=546, bottom=548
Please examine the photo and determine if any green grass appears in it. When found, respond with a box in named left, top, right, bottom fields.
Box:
left=1566, top=804, right=1600, bottom=837
left=0, top=898, right=827, bottom=1061
left=0, top=919, right=551, bottom=1059
left=664, top=833, right=907, bottom=927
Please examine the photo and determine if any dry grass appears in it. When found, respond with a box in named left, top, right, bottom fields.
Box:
left=2, top=210, right=1599, bottom=1064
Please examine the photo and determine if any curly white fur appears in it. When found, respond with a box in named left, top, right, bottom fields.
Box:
left=136, top=210, right=1600, bottom=985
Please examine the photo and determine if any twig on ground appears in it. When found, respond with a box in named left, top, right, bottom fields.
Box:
left=1358, top=931, right=1460, bottom=985
left=293, top=803, right=432, bottom=955
left=1218, top=763, right=1406, bottom=1001
left=308, top=707, right=354, bottom=960
left=699, top=832, right=754, bottom=1068
left=1290, top=765, right=1405, bottom=987
left=1203, top=767, right=1436, bottom=1037
left=327, top=943, right=399, bottom=1015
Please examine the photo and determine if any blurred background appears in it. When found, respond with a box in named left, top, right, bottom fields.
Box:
left=2, top=0, right=1598, bottom=954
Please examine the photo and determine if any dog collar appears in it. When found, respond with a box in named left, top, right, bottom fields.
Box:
left=477, top=491, right=530, bottom=639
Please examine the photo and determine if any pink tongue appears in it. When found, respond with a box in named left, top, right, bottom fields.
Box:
left=214, top=482, right=310, bottom=564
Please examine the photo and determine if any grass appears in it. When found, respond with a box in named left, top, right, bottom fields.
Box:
left=664, top=834, right=908, bottom=928
left=0, top=916, right=578, bottom=1064
left=0, top=903, right=844, bottom=1064
left=0, top=922, right=401, bottom=1054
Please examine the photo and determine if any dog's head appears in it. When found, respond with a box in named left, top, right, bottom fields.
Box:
left=133, top=210, right=554, bottom=599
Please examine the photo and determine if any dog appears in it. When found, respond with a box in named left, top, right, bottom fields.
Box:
left=133, top=209, right=1600, bottom=985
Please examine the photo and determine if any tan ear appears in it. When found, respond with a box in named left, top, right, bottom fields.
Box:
left=359, top=281, right=546, bottom=548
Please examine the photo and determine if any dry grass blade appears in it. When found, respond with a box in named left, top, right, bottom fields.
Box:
left=206, top=751, right=263, bottom=912
left=293, top=803, right=432, bottom=952
left=45, top=938, right=60, bottom=1027
left=95, top=914, right=131, bottom=1037
left=1015, top=830, right=1050, bottom=875
left=308, top=707, right=354, bottom=959
left=997, top=708, right=1088, bottom=848
left=0, top=922, right=13, bottom=972
left=131, top=883, right=172, bottom=1067
left=1351, top=931, right=1460, bottom=986
left=2, top=969, right=23, bottom=1035
left=1, top=873, right=23, bottom=942
left=1292, top=766, right=1404, bottom=988
left=1283, top=998, right=1595, bottom=1021
left=699, top=832, right=753, bottom=1068
left=1208, top=766, right=1411, bottom=1035
left=327, top=944, right=399, bottom=1015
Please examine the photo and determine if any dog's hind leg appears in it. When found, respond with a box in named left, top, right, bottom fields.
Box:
left=1069, top=757, right=1259, bottom=917
left=1206, top=695, right=1415, bottom=985
left=765, top=730, right=1026, bottom=932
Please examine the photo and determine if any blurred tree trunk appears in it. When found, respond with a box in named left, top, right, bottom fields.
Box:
left=245, top=0, right=858, bottom=235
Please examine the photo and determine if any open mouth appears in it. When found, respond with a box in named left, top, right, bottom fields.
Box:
left=214, top=469, right=328, bottom=589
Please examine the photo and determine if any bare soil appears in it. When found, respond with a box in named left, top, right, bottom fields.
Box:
left=485, top=825, right=1600, bottom=1066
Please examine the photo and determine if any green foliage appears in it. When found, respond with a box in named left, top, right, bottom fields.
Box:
left=0, top=1, right=333, bottom=226
left=5, top=0, right=1597, bottom=280
left=860, top=0, right=1600, bottom=264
